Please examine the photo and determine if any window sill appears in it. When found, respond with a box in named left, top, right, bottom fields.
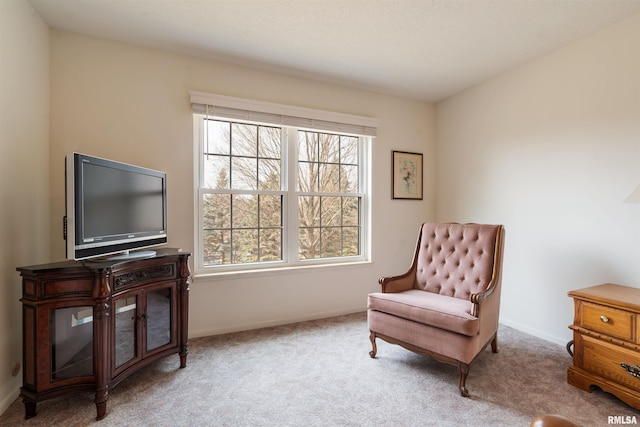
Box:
left=192, top=260, right=373, bottom=282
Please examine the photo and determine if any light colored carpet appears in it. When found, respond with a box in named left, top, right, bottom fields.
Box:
left=0, top=312, right=637, bottom=426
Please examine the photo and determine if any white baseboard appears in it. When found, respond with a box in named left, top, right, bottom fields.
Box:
left=500, top=317, right=570, bottom=347
left=0, top=385, right=20, bottom=417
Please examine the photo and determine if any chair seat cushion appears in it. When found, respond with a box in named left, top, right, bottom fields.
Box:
left=368, top=289, right=479, bottom=337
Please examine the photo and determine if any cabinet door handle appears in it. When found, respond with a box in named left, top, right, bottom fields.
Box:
left=600, top=315, right=609, bottom=323
left=621, top=363, right=640, bottom=378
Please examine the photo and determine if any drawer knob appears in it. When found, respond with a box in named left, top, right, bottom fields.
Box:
left=600, top=315, right=609, bottom=323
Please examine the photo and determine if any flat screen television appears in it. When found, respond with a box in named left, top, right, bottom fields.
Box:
left=65, top=153, right=168, bottom=261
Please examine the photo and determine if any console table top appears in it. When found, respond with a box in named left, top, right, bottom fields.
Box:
left=17, top=247, right=190, bottom=273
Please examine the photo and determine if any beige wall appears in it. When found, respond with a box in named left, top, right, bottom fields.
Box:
left=0, top=0, right=50, bottom=415
left=48, top=32, right=436, bottom=337
left=436, top=13, right=640, bottom=344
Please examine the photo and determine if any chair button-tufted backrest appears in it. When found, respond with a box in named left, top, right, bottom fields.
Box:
left=414, top=223, right=499, bottom=299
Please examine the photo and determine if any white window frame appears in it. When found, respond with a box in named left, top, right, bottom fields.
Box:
left=190, top=92, right=377, bottom=276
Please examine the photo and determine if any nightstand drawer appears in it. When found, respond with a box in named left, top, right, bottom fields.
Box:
left=582, top=335, right=640, bottom=392
left=581, top=302, right=634, bottom=341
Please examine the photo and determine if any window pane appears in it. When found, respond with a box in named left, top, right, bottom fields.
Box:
left=205, top=120, right=230, bottom=155
left=231, top=123, right=257, bottom=157
left=321, top=227, right=341, bottom=258
left=299, top=227, right=320, bottom=259
left=231, top=157, right=257, bottom=190
left=341, top=165, right=358, bottom=192
left=258, top=158, right=280, bottom=191
left=260, top=228, right=282, bottom=261
left=232, top=229, right=259, bottom=263
left=232, top=194, right=258, bottom=228
left=299, top=196, right=320, bottom=227
left=321, top=133, right=340, bottom=164
left=203, top=155, right=230, bottom=189
left=321, top=197, right=341, bottom=226
left=319, top=164, right=340, bottom=192
left=342, top=197, right=359, bottom=226
left=341, top=136, right=358, bottom=164
left=259, top=195, right=282, bottom=227
left=203, top=194, right=230, bottom=229
left=203, top=229, right=231, bottom=265
left=298, top=162, right=318, bottom=192
left=258, top=126, right=281, bottom=159
left=343, top=227, right=360, bottom=256
left=298, top=131, right=318, bottom=162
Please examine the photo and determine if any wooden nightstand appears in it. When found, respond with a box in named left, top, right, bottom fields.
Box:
left=568, top=283, right=640, bottom=410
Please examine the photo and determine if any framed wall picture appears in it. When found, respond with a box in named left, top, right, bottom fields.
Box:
left=392, top=150, right=423, bottom=200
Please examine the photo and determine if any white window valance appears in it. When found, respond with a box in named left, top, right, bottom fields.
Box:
left=190, top=91, right=378, bottom=137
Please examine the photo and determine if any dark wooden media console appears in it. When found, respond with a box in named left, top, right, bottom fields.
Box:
left=17, top=248, right=190, bottom=420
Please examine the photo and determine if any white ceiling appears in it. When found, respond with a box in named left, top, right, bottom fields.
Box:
left=28, top=0, right=640, bottom=102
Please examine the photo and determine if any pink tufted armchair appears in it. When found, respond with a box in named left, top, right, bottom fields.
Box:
left=368, top=222, right=505, bottom=396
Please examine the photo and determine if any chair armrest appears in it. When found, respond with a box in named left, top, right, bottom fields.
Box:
left=469, top=259, right=503, bottom=317
left=378, top=270, right=415, bottom=293
left=470, top=281, right=497, bottom=305
left=469, top=284, right=497, bottom=317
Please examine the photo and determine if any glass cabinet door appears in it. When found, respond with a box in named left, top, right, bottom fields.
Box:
left=114, top=295, right=138, bottom=368
left=51, top=306, right=94, bottom=381
left=146, top=286, right=173, bottom=352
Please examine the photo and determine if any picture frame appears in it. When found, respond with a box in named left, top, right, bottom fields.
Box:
left=392, top=150, right=423, bottom=200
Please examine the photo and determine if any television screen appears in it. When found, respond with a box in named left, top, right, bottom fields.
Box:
left=65, top=153, right=167, bottom=260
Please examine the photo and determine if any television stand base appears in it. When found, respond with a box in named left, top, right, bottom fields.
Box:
left=104, top=249, right=157, bottom=261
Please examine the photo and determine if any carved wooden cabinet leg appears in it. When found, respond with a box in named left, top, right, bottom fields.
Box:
left=458, top=362, right=470, bottom=397
left=178, top=263, right=190, bottom=370
left=179, top=347, right=188, bottom=369
left=95, top=404, right=107, bottom=421
left=369, top=332, right=377, bottom=358
left=23, top=399, right=36, bottom=419
left=491, top=334, right=498, bottom=353
left=94, top=389, right=108, bottom=421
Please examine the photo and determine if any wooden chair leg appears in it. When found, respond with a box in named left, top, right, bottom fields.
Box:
left=491, top=334, right=498, bottom=353
left=458, top=362, right=470, bottom=397
left=369, top=331, right=377, bottom=358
